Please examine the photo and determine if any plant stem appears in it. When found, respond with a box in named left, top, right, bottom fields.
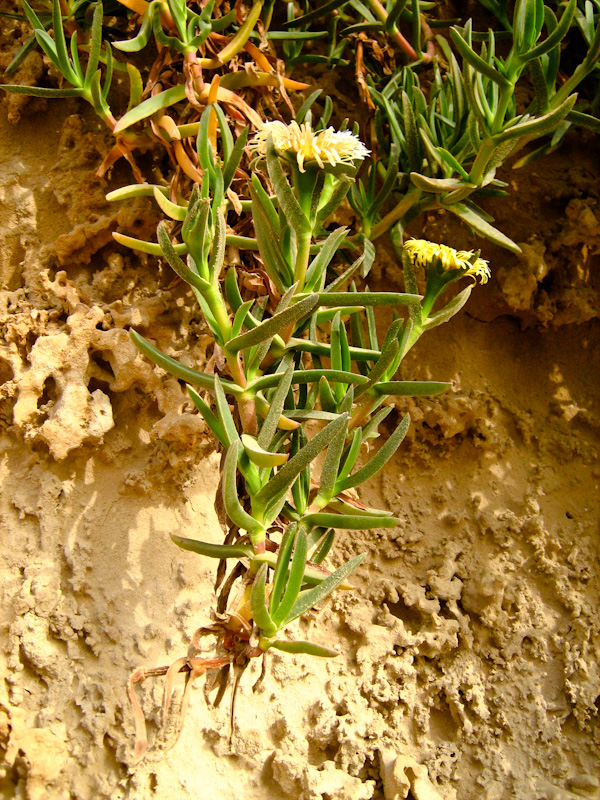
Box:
left=364, top=0, right=419, bottom=60
left=294, top=232, right=312, bottom=293
left=370, top=187, right=421, bottom=241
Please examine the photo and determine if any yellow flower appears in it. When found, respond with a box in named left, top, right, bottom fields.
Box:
left=249, top=120, right=370, bottom=173
left=403, top=239, right=490, bottom=283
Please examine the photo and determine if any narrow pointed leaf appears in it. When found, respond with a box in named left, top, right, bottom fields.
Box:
left=223, top=441, right=264, bottom=536
left=272, top=527, right=307, bottom=625
left=84, top=1, right=103, bottom=86
left=211, top=103, right=234, bottom=162
left=311, top=529, right=335, bottom=564
left=337, top=414, right=410, bottom=492
left=325, top=498, right=394, bottom=518
left=316, top=292, right=421, bottom=307
left=355, top=321, right=402, bottom=399
left=114, top=84, right=186, bottom=133
left=361, top=405, right=393, bottom=441
left=402, top=91, right=422, bottom=173
left=222, top=126, right=249, bottom=191
left=130, top=330, right=240, bottom=393
left=251, top=564, right=278, bottom=637
left=314, top=176, right=353, bottom=232
left=252, top=551, right=353, bottom=587
left=224, top=268, right=244, bottom=313
left=285, top=552, right=367, bottom=624
left=520, top=0, right=575, bottom=62
left=450, top=26, right=511, bottom=87
left=257, top=359, right=295, bottom=449
left=249, top=182, right=291, bottom=292
left=0, top=85, right=84, bottom=98
left=157, top=222, right=208, bottom=291
left=337, top=428, right=362, bottom=483
left=269, top=525, right=296, bottom=615
left=187, top=386, right=227, bottom=446
left=247, top=285, right=297, bottom=372
left=324, top=253, right=365, bottom=293
left=494, top=95, right=577, bottom=144
left=208, top=208, right=227, bottom=281
left=51, top=0, right=79, bottom=85
left=232, top=300, right=254, bottom=338
left=318, top=416, right=349, bottom=501
left=214, top=375, right=239, bottom=446
left=266, top=138, right=311, bottom=236
left=254, top=414, right=349, bottom=507
left=226, top=294, right=319, bottom=352
left=113, top=232, right=186, bottom=257
left=449, top=202, right=520, bottom=252
left=302, top=512, right=399, bottom=529
left=305, top=227, right=348, bottom=292
left=411, top=174, right=476, bottom=193
left=171, top=535, right=252, bottom=560
left=269, top=639, right=339, bottom=657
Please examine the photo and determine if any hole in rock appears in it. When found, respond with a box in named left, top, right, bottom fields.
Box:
left=37, top=376, right=59, bottom=409
left=91, top=353, right=116, bottom=381
left=385, top=598, right=423, bottom=634
left=0, top=359, right=14, bottom=385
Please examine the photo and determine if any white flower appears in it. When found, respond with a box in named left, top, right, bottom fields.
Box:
left=403, top=238, right=491, bottom=284
left=249, top=120, right=370, bottom=173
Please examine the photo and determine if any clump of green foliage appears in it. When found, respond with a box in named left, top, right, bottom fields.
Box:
left=1, top=0, right=598, bottom=759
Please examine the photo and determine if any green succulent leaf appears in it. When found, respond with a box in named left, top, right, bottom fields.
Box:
left=354, top=320, right=403, bottom=400
left=324, top=498, right=394, bottom=518
left=337, top=427, right=362, bottom=484
left=316, top=292, right=421, bottom=307
left=269, top=525, right=296, bottom=615
left=266, top=137, right=311, bottom=237
left=171, top=535, right=252, bottom=560
left=284, top=552, right=366, bottom=625
left=242, top=434, right=289, bottom=467
left=251, top=563, right=278, bottom=637
left=314, top=177, right=353, bottom=232
left=251, top=369, right=368, bottom=393
left=156, top=222, right=209, bottom=292
left=336, top=413, right=410, bottom=493
left=249, top=182, right=292, bottom=293
left=271, top=526, right=308, bottom=625
left=450, top=24, right=511, bottom=88
left=302, top=512, right=399, bottom=530
left=223, top=440, right=264, bottom=536
left=318, top=415, right=349, bottom=502
left=449, top=202, right=521, bottom=252
left=213, top=375, right=239, bottom=447
left=187, top=387, right=227, bottom=446
left=494, top=95, right=578, bottom=144
left=254, top=413, right=349, bottom=508
left=114, top=84, right=186, bottom=133
left=1, top=85, right=84, bottom=98
left=227, top=293, right=318, bottom=353
left=130, top=330, right=244, bottom=394
left=222, top=126, right=249, bottom=191
left=257, top=358, right=296, bottom=450
left=423, top=285, right=473, bottom=330
left=305, top=227, right=349, bottom=292
left=518, top=0, right=575, bottom=63
left=410, top=174, right=476, bottom=194
left=269, top=639, right=339, bottom=657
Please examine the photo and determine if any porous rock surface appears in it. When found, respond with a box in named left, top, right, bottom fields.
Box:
left=0, top=89, right=599, bottom=800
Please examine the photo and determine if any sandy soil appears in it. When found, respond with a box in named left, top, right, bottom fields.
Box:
left=1, top=60, right=600, bottom=800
